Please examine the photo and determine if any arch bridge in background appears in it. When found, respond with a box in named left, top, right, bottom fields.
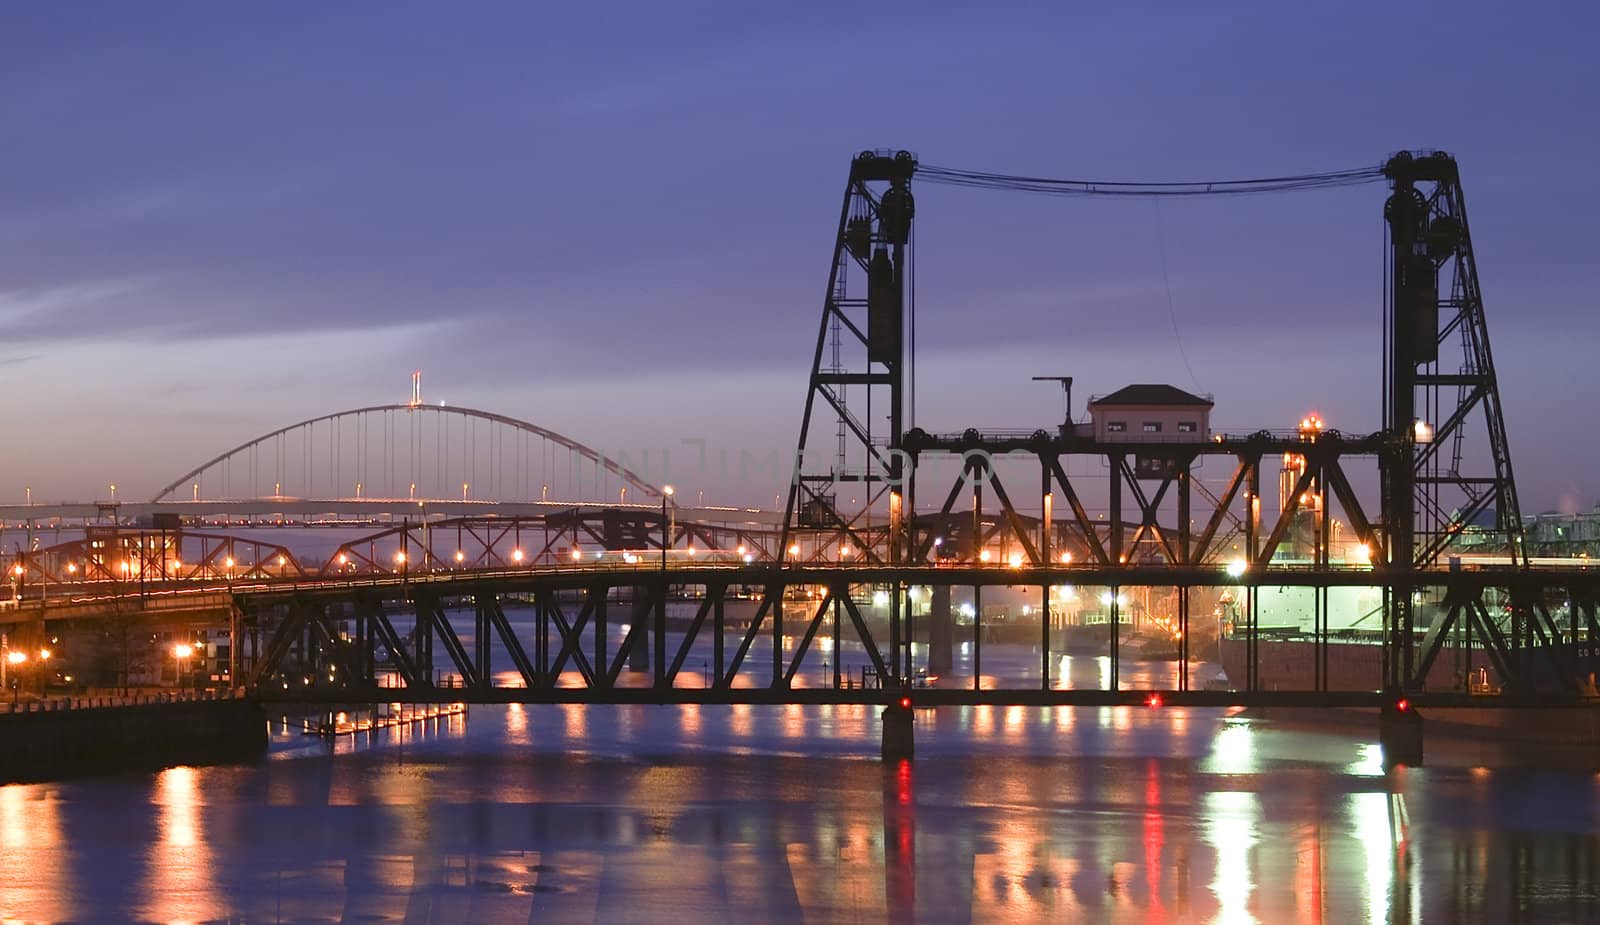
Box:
left=150, top=404, right=667, bottom=506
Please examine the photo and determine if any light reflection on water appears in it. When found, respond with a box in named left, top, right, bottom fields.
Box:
left=0, top=693, right=1596, bottom=921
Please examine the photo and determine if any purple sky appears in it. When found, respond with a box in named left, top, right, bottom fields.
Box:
left=2, top=3, right=1597, bottom=512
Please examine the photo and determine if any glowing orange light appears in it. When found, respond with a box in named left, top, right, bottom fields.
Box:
left=512, top=548, right=525, bottom=563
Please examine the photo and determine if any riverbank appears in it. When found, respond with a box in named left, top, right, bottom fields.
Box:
left=0, top=695, right=268, bottom=784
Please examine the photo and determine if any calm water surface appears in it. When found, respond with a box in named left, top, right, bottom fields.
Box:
left=2, top=652, right=1598, bottom=923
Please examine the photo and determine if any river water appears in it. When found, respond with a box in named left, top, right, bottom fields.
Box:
left=2, top=640, right=1599, bottom=924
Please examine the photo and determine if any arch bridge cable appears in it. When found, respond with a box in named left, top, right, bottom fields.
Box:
left=916, top=162, right=1387, bottom=197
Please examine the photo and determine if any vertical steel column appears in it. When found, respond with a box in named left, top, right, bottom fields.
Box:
left=1040, top=463, right=1052, bottom=689
left=772, top=590, right=783, bottom=688
left=594, top=586, right=607, bottom=688
left=353, top=598, right=370, bottom=685
left=832, top=594, right=842, bottom=689
left=1110, top=455, right=1123, bottom=564
left=1109, top=584, right=1120, bottom=692
left=654, top=579, right=668, bottom=689
left=1383, top=157, right=1421, bottom=691
left=413, top=597, right=434, bottom=686
left=1177, top=459, right=1191, bottom=565
left=228, top=597, right=243, bottom=689
left=1178, top=587, right=1190, bottom=691
left=535, top=589, right=549, bottom=681
left=474, top=596, right=490, bottom=688
left=713, top=589, right=726, bottom=688
left=973, top=583, right=982, bottom=692
left=1041, top=581, right=1050, bottom=690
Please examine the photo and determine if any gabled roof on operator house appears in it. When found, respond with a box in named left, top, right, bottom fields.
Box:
left=1087, top=384, right=1214, bottom=408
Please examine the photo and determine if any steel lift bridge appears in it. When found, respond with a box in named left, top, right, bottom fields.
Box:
left=39, top=149, right=1600, bottom=762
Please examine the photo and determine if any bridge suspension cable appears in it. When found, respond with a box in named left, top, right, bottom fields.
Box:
left=917, top=162, right=1386, bottom=197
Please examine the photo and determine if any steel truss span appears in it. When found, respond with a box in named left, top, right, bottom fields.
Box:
left=13, top=512, right=780, bottom=588
left=150, top=404, right=665, bottom=505
left=237, top=564, right=1600, bottom=708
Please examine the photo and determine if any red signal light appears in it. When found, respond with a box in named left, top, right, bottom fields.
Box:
left=1395, top=698, right=1410, bottom=712
left=1145, top=692, right=1164, bottom=708
left=899, top=696, right=912, bottom=710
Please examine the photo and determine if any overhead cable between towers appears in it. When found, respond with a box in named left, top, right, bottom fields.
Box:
left=917, top=162, right=1386, bottom=197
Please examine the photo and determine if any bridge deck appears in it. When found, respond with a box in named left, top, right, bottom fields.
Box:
left=257, top=685, right=1597, bottom=709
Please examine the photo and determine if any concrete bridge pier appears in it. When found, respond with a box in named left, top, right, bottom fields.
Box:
left=628, top=586, right=650, bottom=671
left=881, top=699, right=914, bottom=761
left=927, top=585, right=953, bottom=673
left=1379, top=700, right=1424, bottom=766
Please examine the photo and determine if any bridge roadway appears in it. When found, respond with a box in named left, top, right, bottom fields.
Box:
left=0, top=499, right=781, bottom=527
left=11, top=559, right=1597, bottom=627
left=253, top=682, right=1586, bottom=711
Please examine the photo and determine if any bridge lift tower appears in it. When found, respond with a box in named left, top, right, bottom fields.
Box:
left=781, top=150, right=917, bottom=565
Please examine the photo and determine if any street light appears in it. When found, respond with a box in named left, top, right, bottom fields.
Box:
left=661, top=486, right=674, bottom=569
left=5, top=649, right=23, bottom=704
left=173, top=643, right=193, bottom=689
